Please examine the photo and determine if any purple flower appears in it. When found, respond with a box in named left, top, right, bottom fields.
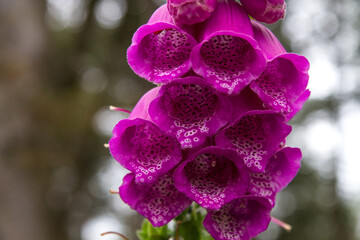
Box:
left=216, top=110, right=291, bottom=172
left=248, top=147, right=302, bottom=207
left=167, top=0, right=217, bottom=25
left=120, top=172, right=192, bottom=226
left=241, top=0, right=286, bottom=24
left=250, top=20, right=310, bottom=120
left=149, top=76, right=232, bottom=149
left=127, top=4, right=197, bottom=84
left=203, top=196, right=271, bottom=240
left=109, top=118, right=182, bottom=183
left=174, top=147, right=250, bottom=209
left=191, top=0, right=266, bottom=95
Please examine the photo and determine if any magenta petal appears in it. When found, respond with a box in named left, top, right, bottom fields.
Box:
left=167, top=0, right=217, bottom=25
left=250, top=53, right=310, bottom=115
left=203, top=196, right=271, bottom=240
left=191, top=0, right=266, bottom=95
left=216, top=111, right=292, bottom=172
left=174, top=147, right=250, bottom=209
left=120, top=172, right=192, bottom=227
left=241, top=0, right=286, bottom=24
left=251, top=20, right=286, bottom=59
left=249, top=147, right=302, bottom=207
left=109, top=118, right=182, bottom=183
left=129, top=87, right=160, bottom=120
left=127, top=5, right=197, bottom=84
left=286, top=89, right=311, bottom=121
left=229, top=87, right=266, bottom=117
left=149, top=76, right=232, bottom=149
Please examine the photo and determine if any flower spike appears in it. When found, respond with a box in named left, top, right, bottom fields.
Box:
left=127, top=5, right=197, bottom=84
left=191, top=0, right=266, bottom=95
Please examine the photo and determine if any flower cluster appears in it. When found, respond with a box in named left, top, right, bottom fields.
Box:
left=109, top=0, right=309, bottom=239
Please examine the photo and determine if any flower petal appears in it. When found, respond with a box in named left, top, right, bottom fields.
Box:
left=203, top=196, right=271, bottom=240
left=191, top=0, right=266, bottom=94
left=250, top=54, right=310, bottom=116
left=167, top=0, right=217, bottom=25
left=251, top=20, right=286, bottom=59
left=216, top=111, right=291, bottom=172
left=149, top=76, right=232, bottom=149
left=249, top=147, right=302, bottom=207
left=120, top=172, right=192, bottom=227
left=109, top=118, right=182, bottom=183
left=129, top=87, right=160, bottom=120
left=241, top=0, right=286, bottom=24
left=174, top=147, right=249, bottom=209
left=127, top=5, right=197, bottom=83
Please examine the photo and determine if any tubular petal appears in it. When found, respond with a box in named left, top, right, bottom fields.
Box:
left=167, top=0, right=217, bottom=25
left=129, top=87, right=160, bottom=120
left=174, top=147, right=250, bottom=209
left=203, top=196, right=271, bottom=240
left=191, top=0, right=266, bottom=95
left=216, top=111, right=292, bottom=172
left=127, top=5, right=197, bottom=84
left=120, top=172, right=192, bottom=227
left=149, top=76, right=232, bottom=149
left=241, top=0, right=286, bottom=24
left=109, top=119, right=182, bottom=183
left=251, top=21, right=310, bottom=118
left=249, top=147, right=302, bottom=207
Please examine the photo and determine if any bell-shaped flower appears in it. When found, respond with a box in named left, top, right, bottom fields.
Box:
left=127, top=4, right=197, bottom=84
left=203, top=196, right=271, bottom=240
left=174, top=147, right=250, bottom=209
left=216, top=110, right=291, bottom=172
left=240, top=0, right=286, bottom=24
left=120, top=172, right=192, bottom=227
left=249, top=21, right=310, bottom=120
left=191, top=0, right=266, bottom=95
left=149, top=76, right=232, bottom=149
left=109, top=118, right=182, bottom=183
left=248, top=147, right=302, bottom=207
left=167, top=0, right=217, bottom=25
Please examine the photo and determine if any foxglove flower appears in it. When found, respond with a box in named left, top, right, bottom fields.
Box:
left=248, top=147, right=302, bottom=207
left=216, top=110, right=291, bottom=172
left=241, top=0, right=286, bottom=24
left=120, top=172, right=192, bottom=226
left=174, top=147, right=249, bottom=209
left=127, top=4, right=197, bottom=83
left=250, top=20, right=310, bottom=120
left=191, top=0, right=266, bottom=95
left=203, top=196, right=271, bottom=240
left=109, top=118, right=182, bottom=183
left=167, top=0, right=217, bottom=25
left=149, top=76, right=232, bottom=149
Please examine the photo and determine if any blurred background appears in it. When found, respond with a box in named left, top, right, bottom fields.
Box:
left=0, top=0, right=359, bottom=239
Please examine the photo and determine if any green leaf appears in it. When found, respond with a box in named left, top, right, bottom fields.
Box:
left=136, top=219, right=172, bottom=240
left=179, top=220, right=200, bottom=240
